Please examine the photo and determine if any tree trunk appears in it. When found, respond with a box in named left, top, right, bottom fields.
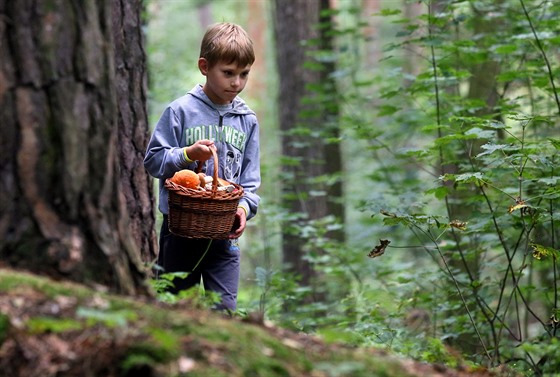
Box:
left=320, top=0, right=345, bottom=244
left=0, top=0, right=155, bottom=295
left=274, top=0, right=344, bottom=302
left=274, top=0, right=322, bottom=290
left=113, top=0, right=158, bottom=267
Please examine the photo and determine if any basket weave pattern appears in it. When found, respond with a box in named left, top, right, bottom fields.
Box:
left=165, top=149, right=244, bottom=239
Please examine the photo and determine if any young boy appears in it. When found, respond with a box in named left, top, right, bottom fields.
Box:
left=144, top=22, right=260, bottom=311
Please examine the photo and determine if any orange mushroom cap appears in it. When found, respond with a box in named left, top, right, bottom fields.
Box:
left=170, top=169, right=200, bottom=189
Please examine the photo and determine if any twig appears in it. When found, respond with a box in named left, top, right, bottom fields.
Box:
left=519, top=0, right=560, bottom=114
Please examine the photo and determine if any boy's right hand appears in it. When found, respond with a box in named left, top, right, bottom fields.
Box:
left=184, top=139, right=216, bottom=162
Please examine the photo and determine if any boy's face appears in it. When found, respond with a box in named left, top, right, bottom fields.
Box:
left=199, top=58, right=252, bottom=105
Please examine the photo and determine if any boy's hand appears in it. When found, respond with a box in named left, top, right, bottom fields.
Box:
left=228, top=207, right=247, bottom=239
left=184, top=139, right=215, bottom=161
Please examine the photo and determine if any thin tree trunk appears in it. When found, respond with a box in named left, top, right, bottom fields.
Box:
left=274, top=0, right=322, bottom=290
left=320, top=0, right=345, bottom=244
left=274, top=0, right=345, bottom=303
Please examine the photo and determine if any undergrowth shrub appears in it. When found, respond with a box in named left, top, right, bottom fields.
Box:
left=260, top=1, right=559, bottom=375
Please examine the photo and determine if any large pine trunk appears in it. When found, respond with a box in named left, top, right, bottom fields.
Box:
left=0, top=0, right=156, bottom=295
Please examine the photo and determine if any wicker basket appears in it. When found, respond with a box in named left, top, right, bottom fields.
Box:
left=165, top=148, right=244, bottom=239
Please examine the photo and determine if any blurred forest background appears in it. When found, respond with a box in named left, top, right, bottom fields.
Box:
left=0, top=0, right=558, bottom=375
left=145, top=0, right=559, bottom=375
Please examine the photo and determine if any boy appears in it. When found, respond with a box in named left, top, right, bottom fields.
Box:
left=144, top=22, right=261, bottom=311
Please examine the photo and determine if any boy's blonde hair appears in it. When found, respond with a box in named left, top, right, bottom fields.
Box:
left=200, top=23, right=255, bottom=68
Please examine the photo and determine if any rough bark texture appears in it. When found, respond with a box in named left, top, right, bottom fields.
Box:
left=0, top=0, right=156, bottom=295
left=112, top=0, right=158, bottom=266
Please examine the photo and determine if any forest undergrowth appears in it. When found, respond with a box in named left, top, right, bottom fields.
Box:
left=144, top=1, right=559, bottom=376
left=239, top=1, right=559, bottom=376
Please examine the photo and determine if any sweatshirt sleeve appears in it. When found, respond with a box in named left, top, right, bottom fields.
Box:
left=144, top=106, right=193, bottom=179
left=237, top=118, right=261, bottom=220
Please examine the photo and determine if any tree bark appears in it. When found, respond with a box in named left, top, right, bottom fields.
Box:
left=0, top=0, right=155, bottom=295
left=319, top=0, right=345, bottom=244
left=274, top=0, right=344, bottom=301
left=274, top=0, right=320, bottom=290
left=112, top=0, right=158, bottom=267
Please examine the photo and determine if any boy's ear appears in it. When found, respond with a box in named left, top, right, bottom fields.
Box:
left=198, top=58, right=209, bottom=75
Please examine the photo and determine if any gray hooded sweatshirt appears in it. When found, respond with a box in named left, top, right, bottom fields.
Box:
left=144, top=85, right=261, bottom=220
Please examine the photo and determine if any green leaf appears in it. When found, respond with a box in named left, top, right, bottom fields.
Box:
left=549, top=138, right=560, bottom=150
left=377, top=105, right=400, bottom=116
left=434, top=133, right=469, bottom=146
left=464, top=127, right=496, bottom=139
left=494, top=44, right=518, bottom=54
left=399, top=147, right=430, bottom=159
left=442, top=172, right=484, bottom=184
left=476, top=143, right=509, bottom=158
left=160, top=271, right=189, bottom=282
left=380, top=89, right=401, bottom=99
left=425, top=186, right=450, bottom=199
left=483, top=120, right=507, bottom=129
left=537, top=177, right=560, bottom=186
left=421, top=123, right=451, bottom=133
left=375, top=8, right=401, bottom=16
left=497, top=70, right=525, bottom=82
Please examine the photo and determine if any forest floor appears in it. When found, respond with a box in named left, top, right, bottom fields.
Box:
left=0, top=268, right=519, bottom=377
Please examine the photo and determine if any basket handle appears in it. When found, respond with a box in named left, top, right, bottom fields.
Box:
left=195, top=147, right=219, bottom=193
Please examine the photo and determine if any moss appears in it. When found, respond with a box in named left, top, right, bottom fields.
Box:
left=119, top=353, right=160, bottom=376
left=119, top=331, right=181, bottom=376
left=0, top=269, right=91, bottom=299
left=0, top=269, right=445, bottom=377
left=0, top=313, right=9, bottom=345
left=26, top=316, right=83, bottom=334
left=145, top=327, right=181, bottom=360
left=242, top=360, right=291, bottom=377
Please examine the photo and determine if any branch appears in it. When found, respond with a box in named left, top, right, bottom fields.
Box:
left=519, top=0, right=560, bottom=115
